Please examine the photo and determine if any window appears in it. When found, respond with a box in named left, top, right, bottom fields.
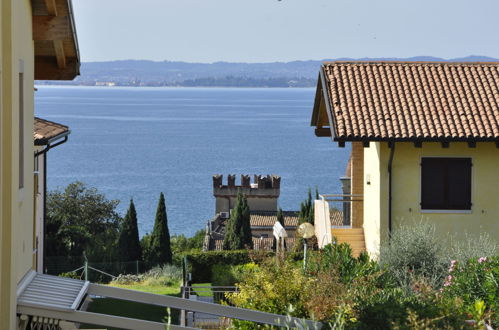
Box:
left=421, top=157, right=472, bottom=210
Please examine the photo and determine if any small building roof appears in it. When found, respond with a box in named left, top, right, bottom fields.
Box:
left=250, top=211, right=299, bottom=228
left=34, top=117, right=70, bottom=145
left=311, top=61, right=499, bottom=143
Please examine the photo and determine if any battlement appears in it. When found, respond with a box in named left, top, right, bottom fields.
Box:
left=213, top=174, right=280, bottom=192
left=213, top=174, right=281, bottom=213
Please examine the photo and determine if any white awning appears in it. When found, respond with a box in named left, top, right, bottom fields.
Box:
left=17, top=270, right=322, bottom=329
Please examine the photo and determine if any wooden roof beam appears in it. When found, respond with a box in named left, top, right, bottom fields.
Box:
left=44, top=0, right=58, bottom=16
left=35, top=56, right=79, bottom=80
left=33, top=16, right=71, bottom=40
left=53, top=40, right=66, bottom=69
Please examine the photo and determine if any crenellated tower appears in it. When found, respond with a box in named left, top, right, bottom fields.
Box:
left=213, top=174, right=281, bottom=215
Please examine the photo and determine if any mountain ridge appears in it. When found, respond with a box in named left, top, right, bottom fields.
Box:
left=38, top=56, right=498, bottom=88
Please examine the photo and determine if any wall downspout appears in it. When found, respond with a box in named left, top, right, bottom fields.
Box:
left=387, top=142, right=395, bottom=239
left=34, top=136, right=68, bottom=273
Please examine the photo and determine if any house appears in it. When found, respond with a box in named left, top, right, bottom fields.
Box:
left=34, top=117, right=70, bottom=273
left=204, top=174, right=300, bottom=251
left=311, top=61, right=499, bottom=257
left=0, top=0, right=79, bottom=327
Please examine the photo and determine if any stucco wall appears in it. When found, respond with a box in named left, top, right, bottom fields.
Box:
left=215, top=196, right=278, bottom=214
left=363, top=141, right=499, bottom=257
left=0, top=0, right=35, bottom=328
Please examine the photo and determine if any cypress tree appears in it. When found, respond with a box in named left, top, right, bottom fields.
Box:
left=276, top=207, right=285, bottom=226
left=240, top=195, right=253, bottom=248
left=223, top=191, right=253, bottom=250
left=298, top=188, right=317, bottom=224
left=117, top=199, right=142, bottom=262
left=149, top=192, right=172, bottom=266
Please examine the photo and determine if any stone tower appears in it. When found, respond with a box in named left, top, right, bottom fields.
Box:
left=213, top=174, right=281, bottom=215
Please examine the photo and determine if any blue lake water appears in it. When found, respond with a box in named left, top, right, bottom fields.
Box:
left=35, top=86, right=350, bottom=237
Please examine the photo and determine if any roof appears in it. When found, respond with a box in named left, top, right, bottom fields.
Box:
left=311, top=61, right=499, bottom=142
left=32, top=0, right=80, bottom=80
left=34, top=117, right=70, bottom=145
left=250, top=211, right=299, bottom=227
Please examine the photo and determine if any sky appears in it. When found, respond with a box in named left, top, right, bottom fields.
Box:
left=73, top=0, right=499, bottom=63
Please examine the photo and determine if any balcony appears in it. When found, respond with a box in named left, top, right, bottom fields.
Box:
left=314, top=194, right=366, bottom=256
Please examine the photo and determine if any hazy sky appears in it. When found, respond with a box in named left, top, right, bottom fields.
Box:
left=73, top=0, right=499, bottom=63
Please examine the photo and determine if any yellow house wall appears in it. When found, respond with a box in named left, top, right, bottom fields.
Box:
left=0, top=0, right=35, bottom=328
left=363, top=141, right=499, bottom=257
left=363, top=142, right=389, bottom=257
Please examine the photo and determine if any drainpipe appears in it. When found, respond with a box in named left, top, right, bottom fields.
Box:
left=387, top=142, right=395, bottom=238
left=35, top=135, right=69, bottom=273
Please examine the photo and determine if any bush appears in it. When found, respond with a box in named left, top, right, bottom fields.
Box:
left=308, top=243, right=379, bottom=284
left=380, top=222, right=448, bottom=288
left=211, top=263, right=258, bottom=287
left=227, top=260, right=312, bottom=329
left=58, top=271, right=80, bottom=280
left=443, top=256, right=498, bottom=327
left=185, top=250, right=256, bottom=283
left=449, top=232, right=498, bottom=264
left=111, top=264, right=182, bottom=287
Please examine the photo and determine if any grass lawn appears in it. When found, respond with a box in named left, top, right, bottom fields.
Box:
left=109, top=282, right=181, bottom=295
left=80, top=283, right=181, bottom=330
left=191, top=282, right=212, bottom=297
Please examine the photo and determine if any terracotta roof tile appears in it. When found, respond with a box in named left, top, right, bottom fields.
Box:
left=34, top=117, right=69, bottom=145
left=322, top=62, right=499, bottom=141
left=249, top=211, right=299, bottom=227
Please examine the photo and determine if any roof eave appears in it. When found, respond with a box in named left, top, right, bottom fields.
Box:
left=34, top=130, right=71, bottom=146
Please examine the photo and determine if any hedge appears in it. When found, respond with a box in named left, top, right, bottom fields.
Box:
left=185, top=250, right=272, bottom=283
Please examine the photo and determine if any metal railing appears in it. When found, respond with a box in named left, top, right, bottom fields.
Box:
left=181, top=286, right=239, bottom=328
left=319, top=194, right=363, bottom=226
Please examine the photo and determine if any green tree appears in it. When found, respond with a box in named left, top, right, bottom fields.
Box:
left=276, top=207, right=285, bottom=226
left=45, top=181, right=121, bottom=261
left=223, top=191, right=253, bottom=250
left=298, top=187, right=317, bottom=224
left=147, top=192, right=172, bottom=266
left=171, top=229, right=206, bottom=255
left=117, top=199, right=142, bottom=262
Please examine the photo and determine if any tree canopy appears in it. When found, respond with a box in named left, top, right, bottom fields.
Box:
left=45, top=181, right=121, bottom=261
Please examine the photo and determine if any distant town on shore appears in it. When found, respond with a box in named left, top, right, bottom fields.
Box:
left=37, top=55, right=498, bottom=88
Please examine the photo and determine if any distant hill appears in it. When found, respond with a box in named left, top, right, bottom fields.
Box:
left=38, top=55, right=498, bottom=88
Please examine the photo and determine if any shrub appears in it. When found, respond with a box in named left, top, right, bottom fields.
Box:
left=449, top=232, right=498, bottom=264
left=380, top=222, right=448, bottom=288
left=111, top=264, right=182, bottom=287
left=308, top=243, right=379, bottom=284
left=185, top=250, right=254, bottom=283
left=211, top=263, right=258, bottom=287
left=443, top=256, right=498, bottom=327
left=227, top=261, right=312, bottom=329
left=58, top=271, right=80, bottom=280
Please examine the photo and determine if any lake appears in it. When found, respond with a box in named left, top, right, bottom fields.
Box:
left=35, top=86, right=350, bottom=237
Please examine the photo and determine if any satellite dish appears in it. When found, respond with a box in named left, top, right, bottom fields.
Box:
left=297, top=222, right=315, bottom=239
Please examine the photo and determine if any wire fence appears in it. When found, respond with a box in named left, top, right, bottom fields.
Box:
left=45, top=256, right=144, bottom=283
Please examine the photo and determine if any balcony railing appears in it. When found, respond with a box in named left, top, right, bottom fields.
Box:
left=314, top=194, right=363, bottom=248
